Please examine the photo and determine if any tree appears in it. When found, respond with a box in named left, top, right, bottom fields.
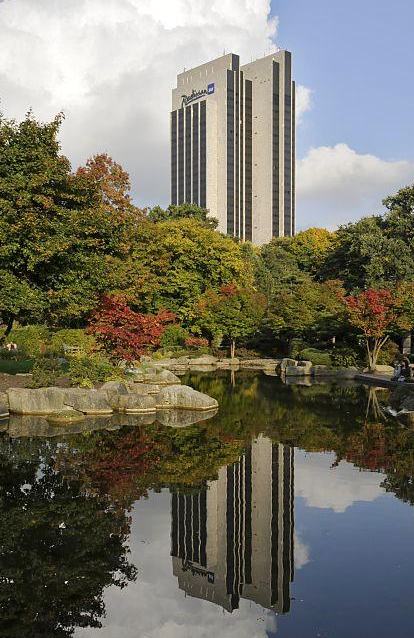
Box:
left=110, top=217, right=254, bottom=320
left=147, top=203, right=218, bottom=228
left=289, top=227, right=335, bottom=274
left=195, top=283, right=266, bottom=357
left=88, top=294, right=176, bottom=360
left=267, top=279, right=347, bottom=346
left=0, top=113, right=141, bottom=330
left=321, top=183, right=414, bottom=291
left=343, top=286, right=414, bottom=371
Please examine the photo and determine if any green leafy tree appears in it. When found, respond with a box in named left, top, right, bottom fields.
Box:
left=147, top=203, right=218, bottom=228
left=195, top=283, right=266, bottom=357
left=0, top=113, right=141, bottom=330
left=112, top=217, right=254, bottom=320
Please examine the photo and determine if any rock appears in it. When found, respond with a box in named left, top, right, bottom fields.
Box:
left=188, top=355, right=218, bottom=366
left=127, top=383, right=160, bottom=395
left=240, top=358, right=279, bottom=370
left=216, top=358, right=240, bottom=368
left=101, top=381, right=131, bottom=409
left=297, top=360, right=312, bottom=372
left=117, top=394, right=157, bottom=413
left=156, top=408, right=218, bottom=427
left=312, top=366, right=358, bottom=379
left=279, top=358, right=298, bottom=373
left=0, top=391, right=9, bottom=418
left=62, top=389, right=113, bottom=415
left=139, top=368, right=181, bottom=385
left=155, top=385, right=218, bottom=411
left=285, top=365, right=310, bottom=377
left=46, top=409, right=85, bottom=425
left=311, top=365, right=331, bottom=376
left=373, top=365, right=394, bottom=375
left=7, top=387, right=66, bottom=414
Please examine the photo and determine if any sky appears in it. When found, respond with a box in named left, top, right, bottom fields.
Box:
left=0, top=0, right=413, bottom=230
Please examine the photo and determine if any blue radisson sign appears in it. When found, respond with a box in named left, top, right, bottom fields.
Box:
left=181, top=83, right=215, bottom=108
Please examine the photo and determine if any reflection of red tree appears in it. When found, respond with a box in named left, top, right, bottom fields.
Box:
left=344, top=424, right=389, bottom=473
left=57, top=429, right=167, bottom=508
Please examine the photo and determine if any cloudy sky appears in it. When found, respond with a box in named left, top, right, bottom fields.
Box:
left=1, top=0, right=413, bottom=229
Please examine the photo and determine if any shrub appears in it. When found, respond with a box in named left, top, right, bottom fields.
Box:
left=49, top=329, right=97, bottom=357
left=30, top=357, right=64, bottom=388
left=8, top=325, right=50, bottom=358
left=330, top=347, right=358, bottom=368
left=377, top=340, right=401, bottom=366
left=290, top=338, right=306, bottom=359
left=299, top=348, right=332, bottom=366
left=68, top=352, right=124, bottom=388
left=160, top=325, right=189, bottom=348
left=184, top=336, right=209, bottom=348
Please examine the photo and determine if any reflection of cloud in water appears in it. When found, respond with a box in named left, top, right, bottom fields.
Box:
left=76, top=491, right=278, bottom=638
left=294, top=532, right=310, bottom=569
left=295, top=451, right=386, bottom=513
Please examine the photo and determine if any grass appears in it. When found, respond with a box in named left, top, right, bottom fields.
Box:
left=0, top=359, right=34, bottom=374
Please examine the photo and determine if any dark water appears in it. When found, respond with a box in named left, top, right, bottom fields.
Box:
left=1, top=371, right=414, bottom=637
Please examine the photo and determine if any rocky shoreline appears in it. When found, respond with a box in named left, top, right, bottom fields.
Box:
left=0, top=366, right=218, bottom=425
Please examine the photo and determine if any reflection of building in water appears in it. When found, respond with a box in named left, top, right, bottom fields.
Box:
left=171, top=436, right=294, bottom=613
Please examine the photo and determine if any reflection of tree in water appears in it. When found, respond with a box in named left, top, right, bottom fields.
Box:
left=0, top=437, right=137, bottom=638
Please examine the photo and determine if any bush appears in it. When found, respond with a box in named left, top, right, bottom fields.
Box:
left=8, top=325, right=50, bottom=358
left=299, top=348, right=332, bottom=366
left=30, top=357, right=64, bottom=388
left=290, top=338, right=306, bottom=359
left=330, top=347, right=358, bottom=368
left=377, top=340, right=401, bottom=366
left=0, top=359, right=33, bottom=374
left=160, top=325, right=189, bottom=348
left=49, top=329, right=97, bottom=356
left=68, top=353, right=124, bottom=388
left=184, top=336, right=209, bottom=348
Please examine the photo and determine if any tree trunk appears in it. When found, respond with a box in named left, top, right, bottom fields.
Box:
left=0, top=315, right=14, bottom=344
left=230, top=339, right=236, bottom=359
left=367, top=335, right=389, bottom=372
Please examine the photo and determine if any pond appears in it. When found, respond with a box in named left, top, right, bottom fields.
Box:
left=1, top=371, right=414, bottom=637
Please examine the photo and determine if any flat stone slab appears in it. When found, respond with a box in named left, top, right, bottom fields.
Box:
left=155, top=385, right=218, bottom=411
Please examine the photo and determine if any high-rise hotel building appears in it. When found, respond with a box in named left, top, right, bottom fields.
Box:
left=170, top=437, right=294, bottom=614
left=170, top=51, right=295, bottom=244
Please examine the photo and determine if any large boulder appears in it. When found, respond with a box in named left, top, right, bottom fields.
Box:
left=240, top=359, right=279, bottom=370
left=139, top=368, right=181, bottom=385
left=127, top=382, right=160, bottom=395
left=216, top=358, right=240, bottom=368
left=373, top=365, right=394, bottom=375
left=100, top=381, right=131, bottom=409
left=117, top=394, right=156, bottom=413
left=279, top=358, right=298, bottom=373
left=188, top=355, right=218, bottom=366
left=62, top=389, right=113, bottom=415
left=155, top=385, right=218, bottom=411
left=7, top=387, right=66, bottom=414
left=285, top=365, right=310, bottom=377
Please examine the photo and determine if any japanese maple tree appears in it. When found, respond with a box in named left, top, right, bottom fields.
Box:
left=343, top=286, right=414, bottom=371
left=88, top=294, right=175, bottom=360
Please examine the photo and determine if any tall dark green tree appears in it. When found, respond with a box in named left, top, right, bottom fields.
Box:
left=0, top=113, right=141, bottom=331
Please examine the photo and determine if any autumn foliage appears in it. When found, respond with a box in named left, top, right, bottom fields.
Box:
left=88, top=295, right=176, bottom=360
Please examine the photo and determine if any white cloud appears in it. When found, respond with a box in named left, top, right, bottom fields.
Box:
left=0, top=0, right=278, bottom=208
left=294, top=532, right=310, bottom=569
left=295, top=85, right=312, bottom=124
left=295, top=450, right=386, bottom=513
left=297, top=143, right=414, bottom=229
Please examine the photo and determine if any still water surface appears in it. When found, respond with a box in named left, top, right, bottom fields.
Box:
left=1, top=372, right=414, bottom=637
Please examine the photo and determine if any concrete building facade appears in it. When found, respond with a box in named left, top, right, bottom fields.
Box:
left=170, top=51, right=295, bottom=245
left=170, top=436, right=294, bottom=614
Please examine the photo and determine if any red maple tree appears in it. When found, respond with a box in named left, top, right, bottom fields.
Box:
left=344, top=288, right=409, bottom=371
left=88, top=294, right=176, bottom=360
